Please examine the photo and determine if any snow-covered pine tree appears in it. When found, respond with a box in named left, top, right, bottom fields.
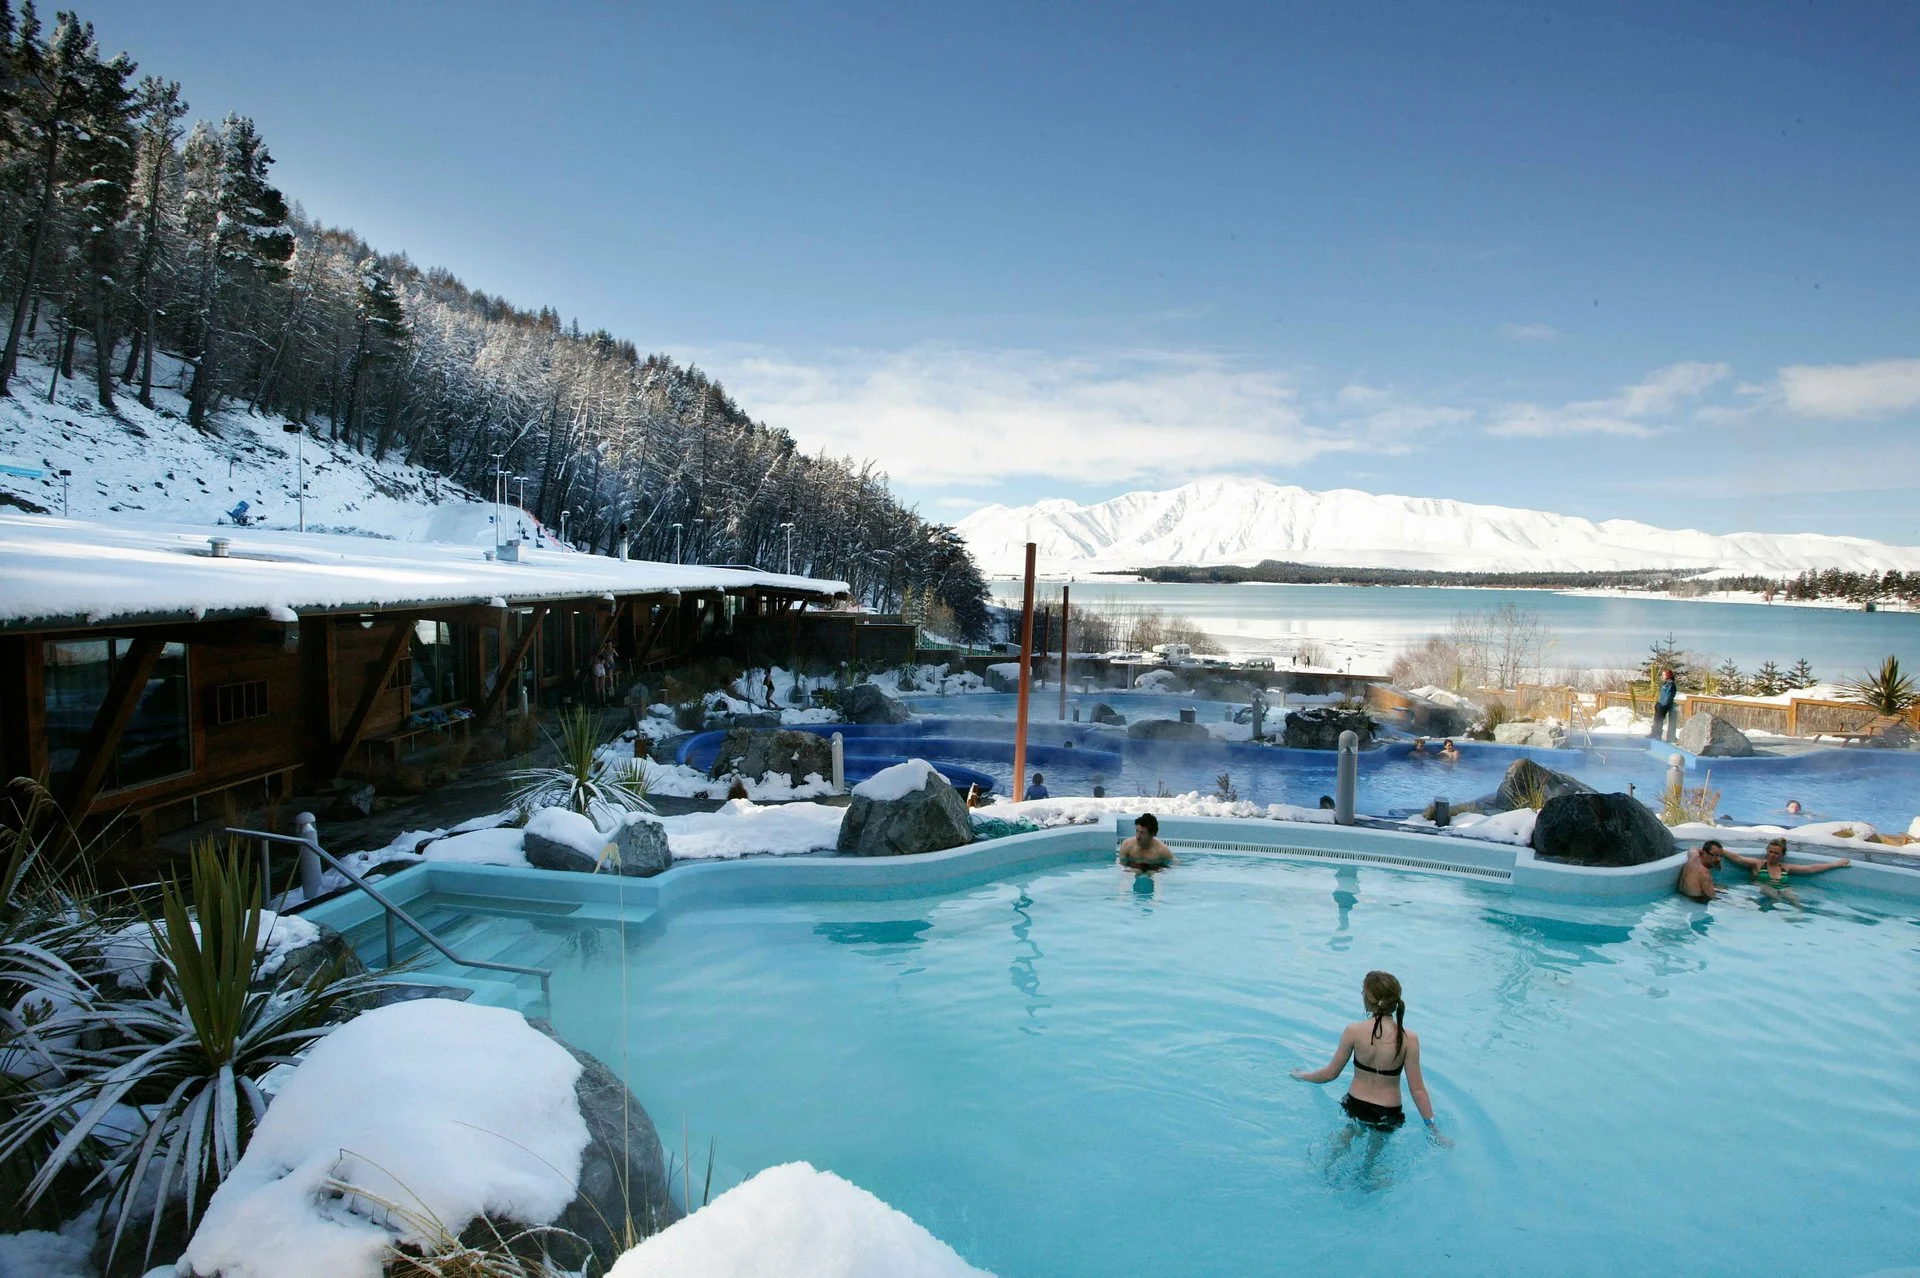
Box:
left=1713, top=659, right=1744, bottom=696
left=1753, top=661, right=1787, bottom=696
left=1787, top=658, right=1815, bottom=690
left=121, top=75, right=188, bottom=407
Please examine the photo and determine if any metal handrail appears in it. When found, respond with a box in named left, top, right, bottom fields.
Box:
left=228, top=826, right=552, bottom=1008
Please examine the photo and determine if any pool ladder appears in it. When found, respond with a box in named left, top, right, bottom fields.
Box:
left=227, top=824, right=552, bottom=1010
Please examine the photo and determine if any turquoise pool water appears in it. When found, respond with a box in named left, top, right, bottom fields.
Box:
left=384, top=854, right=1920, bottom=1277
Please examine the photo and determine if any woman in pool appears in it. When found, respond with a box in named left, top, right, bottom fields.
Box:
left=1438, top=739, right=1460, bottom=763
left=1117, top=812, right=1174, bottom=869
left=1292, top=970, right=1448, bottom=1144
left=1722, top=837, right=1849, bottom=900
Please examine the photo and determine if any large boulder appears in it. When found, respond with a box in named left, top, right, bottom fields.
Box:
left=984, top=662, right=1024, bottom=693
left=260, top=920, right=365, bottom=991
left=1126, top=717, right=1212, bottom=743
left=836, top=760, right=974, bottom=857
left=540, top=1033, right=679, bottom=1265
left=1492, top=758, right=1594, bottom=812
left=843, top=682, right=911, bottom=725
left=1283, top=707, right=1374, bottom=751
left=1530, top=792, right=1676, bottom=867
left=705, top=727, right=834, bottom=785
left=1493, top=720, right=1568, bottom=749
left=1677, top=712, right=1755, bottom=758
left=1089, top=701, right=1127, bottom=727
left=725, top=711, right=783, bottom=731
left=524, top=828, right=601, bottom=874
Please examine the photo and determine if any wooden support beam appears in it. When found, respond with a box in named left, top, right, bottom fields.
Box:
left=592, top=599, right=628, bottom=656
left=327, top=617, right=414, bottom=775
left=59, top=636, right=163, bottom=821
left=474, top=605, right=548, bottom=728
left=632, top=600, right=674, bottom=671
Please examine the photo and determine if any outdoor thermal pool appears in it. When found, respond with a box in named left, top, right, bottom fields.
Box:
left=331, top=844, right=1920, bottom=1277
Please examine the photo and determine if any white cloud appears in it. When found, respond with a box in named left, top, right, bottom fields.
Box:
left=1776, top=357, right=1920, bottom=419
left=700, top=344, right=1388, bottom=487
left=1501, top=322, right=1559, bottom=342
left=1488, top=361, right=1730, bottom=438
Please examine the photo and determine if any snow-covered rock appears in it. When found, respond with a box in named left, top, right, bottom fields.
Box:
left=100, top=910, right=324, bottom=992
left=181, top=1001, right=589, bottom=1278
left=606, top=1162, right=986, bottom=1278
left=955, top=476, right=1920, bottom=577
left=839, top=762, right=973, bottom=857
left=656, top=800, right=845, bottom=861
left=982, top=792, right=1334, bottom=828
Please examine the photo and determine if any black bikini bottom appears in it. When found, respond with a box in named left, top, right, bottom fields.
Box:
left=1342, top=1094, right=1406, bottom=1131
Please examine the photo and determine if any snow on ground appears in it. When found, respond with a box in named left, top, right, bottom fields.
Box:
left=419, top=826, right=530, bottom=868
left=1406, top=686, right=1485, bottom=714
left=1398, top=807, right=1539, bottom=845
left=1668, top=819, right=1892, bottom=850
left=1590, top=705, right=1650, bottom=733
left=607, top=1161, right=987, bottom=1278
left=852, top=759, right=945, bottom=801
left=99, top=909, right=322, bottom=990
left=866, top=662, right=988, bottom=697
left=981, top=793, right=1336, bottom=828
left=182, top=1000, right=588, bottom=1278
left=0, top=347, right=506, bottom=541
left=657, top=799, right=846, bottom=860
left=0, top=1208, right=98, bottom=1278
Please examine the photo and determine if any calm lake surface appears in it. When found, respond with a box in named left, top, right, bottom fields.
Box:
left=987, top=580, right=1920, bottom=675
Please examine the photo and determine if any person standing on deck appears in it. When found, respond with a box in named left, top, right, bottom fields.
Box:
left=1651, top=668, right=1678, bottom=743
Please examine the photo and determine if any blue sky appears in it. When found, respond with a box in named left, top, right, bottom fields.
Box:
left=88, top=0, right=1920, bottom=542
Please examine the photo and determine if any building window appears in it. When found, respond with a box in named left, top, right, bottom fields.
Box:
left=212, top=679, right=269, bottom=725
left=409, top=620, right=467, bottom=709
left=43, top=638, right=192, bottom=792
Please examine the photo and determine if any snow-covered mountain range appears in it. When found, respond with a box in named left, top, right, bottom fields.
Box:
left=954, top=478, right=1920, bottom=578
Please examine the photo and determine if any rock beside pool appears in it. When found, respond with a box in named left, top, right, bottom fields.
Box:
left=1530, top=792, right=1675, bottom=867
left=1491, top=758, right=1594, bottom=812
left=542, top=1032, right=679, bottom=1266
left=1493, top=720, right=1567, bottom=749
left=1677, top=712, right=1755, bottom=757
left=984, top=662, right=1024, bottom=693
left=262, top=921, right=365, bottom=990
left=1283, top=707, right=1374, bottom=750
left=707, top=727, right=835, bottom=785
left=1090, top=701, right=1127, bottom=727
left=610, top=814, right=672, bottom=877
left=836, top=760, right=974, bottom=856
left=1127, top=717, right=1212, bottom=743
left=844, top=682, right=912, bottom=724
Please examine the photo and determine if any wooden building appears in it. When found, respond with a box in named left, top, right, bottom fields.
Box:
left=0, top=515, right=847, bottom=841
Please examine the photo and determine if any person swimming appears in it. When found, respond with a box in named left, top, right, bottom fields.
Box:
left=1437, top=739, right=1460, bottom=762
left=1677, top=839, right=1725, bottom=901
left=1292, top=970, right=1449, bottom=1145
left=1117, top=812, right=1174, bottom=868
left=1409, top=737, right=1430, bottom=758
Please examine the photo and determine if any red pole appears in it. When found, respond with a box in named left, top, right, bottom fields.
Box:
left=1012, top=542, right=1037, bottom=802
left=1058, top=583, right=1070, bottom=720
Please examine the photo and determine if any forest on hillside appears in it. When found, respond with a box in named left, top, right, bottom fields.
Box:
left=0, top=3, right=991, bottom=638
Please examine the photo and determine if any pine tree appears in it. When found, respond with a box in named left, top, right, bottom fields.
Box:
left=0, top=9, right=111, bottom=395
left=121, top=75, right=187, bottom=407
left=67, top=41, right=137, bottom=407
left=1753, top=660, right=1787, bottom=697
left=1713, top=659, right=1744, bottom=696
left=1787, top=658, right=1815, bottom=690
left=182, top=114, right=292, bottom=427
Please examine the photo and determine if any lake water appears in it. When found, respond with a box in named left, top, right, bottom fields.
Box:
left=988, top=580, right=1920, bottom=676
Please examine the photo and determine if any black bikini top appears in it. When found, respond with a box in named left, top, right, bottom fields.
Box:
left=1352, top=1018, right=1405, bottom=1077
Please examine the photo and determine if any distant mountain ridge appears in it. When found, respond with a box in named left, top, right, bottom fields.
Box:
left=953, top=478, right=1920, bottom=578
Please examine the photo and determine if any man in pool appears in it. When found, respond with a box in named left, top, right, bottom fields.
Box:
left=1118, top=813, right=1174, bottom=868
left=1408, top=737, right=1429, bottom=758
left=1677, top=839, right=1725, bottom=901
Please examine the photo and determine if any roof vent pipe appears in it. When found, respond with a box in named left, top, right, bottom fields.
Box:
left=208, top=537, right=231, bottom=558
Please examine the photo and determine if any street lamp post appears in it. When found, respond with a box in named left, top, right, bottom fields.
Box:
left=779, top=521, right=795, bottom=575
left=560, top=509, right=571, bottom=547
left=671, top=522, right=683, bottom=565
left=490, top=453, right=505, bottom=551
left=280, top=424, right=305, bottom=531
left=57, top=468, right=70, bottom=517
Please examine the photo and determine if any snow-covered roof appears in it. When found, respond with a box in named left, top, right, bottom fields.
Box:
left=0, top=514, right=849, bottom=631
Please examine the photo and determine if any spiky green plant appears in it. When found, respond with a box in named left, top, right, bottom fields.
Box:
left=0, top=837, right=378, bottom=1269
left=1840, top=655, right=1918, bottom=715
left=508, top=707, right=654, bottom=823
left=1659, top=771, right=1722, bottom=825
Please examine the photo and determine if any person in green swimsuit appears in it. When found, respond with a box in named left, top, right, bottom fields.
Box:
left=1721, top=837, right=1849, bottom=904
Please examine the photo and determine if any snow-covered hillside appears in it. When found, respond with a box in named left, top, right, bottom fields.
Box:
left=955, top=478, right=1920, bottom=578
left=0, top=350, right=553, bottom=546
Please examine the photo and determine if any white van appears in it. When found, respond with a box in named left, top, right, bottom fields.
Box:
left=1149, top=643, right=1196, bottom=667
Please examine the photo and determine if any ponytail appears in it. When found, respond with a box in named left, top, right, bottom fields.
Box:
left=1362, top=970, right=1408, bottom=1065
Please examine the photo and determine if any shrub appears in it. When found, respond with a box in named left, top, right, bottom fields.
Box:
left=510, top=706, right=655, bottom=822
left=1841, top=656, right=1917, bottom=715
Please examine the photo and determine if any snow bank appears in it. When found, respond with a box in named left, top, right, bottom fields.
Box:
left=100, top=909, right=322, bottom=991
left=1448, top=807, right=1537, bottom=845
left=658, top=800, right=846, bottom=860
left=853, top=759, right=944, bottom=801
left=1667, top=819, right=1889, bottom=850
left=522, top=806, right=612, bottom=860
left=1407, top=686, right=1483, bottom=713
left=639, top=759, right=837, bottom=802
left=982, top=793, right=1335, bottom=828
left=607, top=1161, right=986, bottom=1278
left=1134, top=669, right=1183, bottom=692
left=419, top=826, right=528, bottom=868
left=182, top=1001, right=588, bottom=1278
left=1590, top=705, right=1647, bottom=733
